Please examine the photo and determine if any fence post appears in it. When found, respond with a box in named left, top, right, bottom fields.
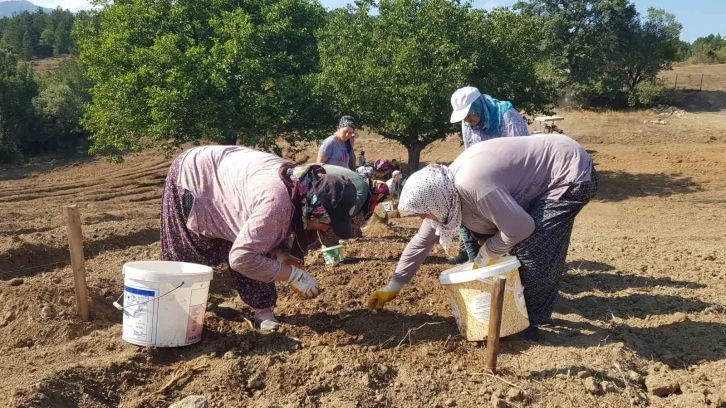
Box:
left=673, top=74, right=678, bottom=90
left=699, top=74, right=704, bottom=91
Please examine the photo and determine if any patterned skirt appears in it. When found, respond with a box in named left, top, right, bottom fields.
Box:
left=464, top=169, right=600, bottom=325
left=160, top=154, right=278, bottom=309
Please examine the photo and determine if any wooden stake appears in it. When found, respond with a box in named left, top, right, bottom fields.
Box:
left=699, top=73, right=704, bottom=91
left=485, top=276, right=507, bottom=373
left=64, top=205, right=89, bottom=320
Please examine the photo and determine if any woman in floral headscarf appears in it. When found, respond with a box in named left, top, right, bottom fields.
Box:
left=368, top=135, right=598, bottom=340
left=161, top=146, right=356, bottom=331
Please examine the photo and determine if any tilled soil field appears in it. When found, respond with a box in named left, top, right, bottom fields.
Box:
left=1, top=108, right=725, bottom=408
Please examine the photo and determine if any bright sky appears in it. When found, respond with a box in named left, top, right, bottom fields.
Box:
left=35, top=0, right=723, bottom=43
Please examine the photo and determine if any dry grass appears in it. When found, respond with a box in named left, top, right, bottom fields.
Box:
left=29, top=55, right=72, bottom=75
left=660, top=63, right=726, bottom=91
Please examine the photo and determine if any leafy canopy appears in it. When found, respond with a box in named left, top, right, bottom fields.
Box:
left=76, top=0, right=332, bottom=155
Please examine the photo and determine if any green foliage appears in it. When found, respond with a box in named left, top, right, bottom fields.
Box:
left=317, top=0, right=556, bottom=170
left=76, top=0, right=332, bottom=155
left=627, top=78, right=681, bottom=107
left=516, top=0, right=682, bottom=107
left=0, top=8, right=81, bottom=60
left=689, top=34, right=726, bottom=64
left=32, top=59, right=92, bottom=154
left=0, top=49, right=37, bottom=162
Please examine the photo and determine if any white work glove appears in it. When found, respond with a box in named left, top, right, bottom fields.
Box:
left=473, top=245, right=494, bottom=269
left=367, top=280, right=405, bottom=310
left=287, top=265, right=321, bottom=299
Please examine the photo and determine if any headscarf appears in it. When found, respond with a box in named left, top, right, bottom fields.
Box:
left=373, top=159, right=392, bottom=173
left=356, top=165, right=375, bottom=179
left=398, top=164, right=461, bottom=253
left=465, top=94, right=513, bottom=134
left=279, top=163, right=329, bottom=261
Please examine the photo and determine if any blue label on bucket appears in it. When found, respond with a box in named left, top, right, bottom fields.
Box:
left=123, top=285, right=158, bottom=344
left=124, top=286, right=155, bottom=297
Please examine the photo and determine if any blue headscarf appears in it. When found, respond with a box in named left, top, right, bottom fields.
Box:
left=464, top=94, right=513, bottom=134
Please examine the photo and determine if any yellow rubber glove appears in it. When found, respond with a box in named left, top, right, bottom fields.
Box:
left=472, top=244, right=495, bottom=269
left=367, top=281, right=404, bottom=310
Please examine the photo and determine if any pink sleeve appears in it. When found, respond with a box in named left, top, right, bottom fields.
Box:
left=228, top=197, right=293, bottom=282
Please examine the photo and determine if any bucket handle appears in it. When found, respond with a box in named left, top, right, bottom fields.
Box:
left=113, top=281, right=185, bottom=311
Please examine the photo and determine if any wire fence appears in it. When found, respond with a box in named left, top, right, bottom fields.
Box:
left=659, top=72, right=726, bottom=92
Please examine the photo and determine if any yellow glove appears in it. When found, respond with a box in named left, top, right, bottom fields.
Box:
left=367, top=281, right=405, bottom=310
left=472, top=245, right=495, bottom=269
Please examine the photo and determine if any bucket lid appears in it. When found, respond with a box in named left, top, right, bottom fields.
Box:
left=439, top=256, right=521, bottom=285
left=320, top=245, right=342, bottom=252
left=123, top=261, right=214, bottom=284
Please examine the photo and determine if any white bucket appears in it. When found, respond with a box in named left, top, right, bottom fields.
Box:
left=120, top=261, right=213, bottom=347
left=439, top=256, right=529, bottom=341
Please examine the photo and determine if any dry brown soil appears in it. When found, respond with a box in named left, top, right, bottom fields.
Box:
left=1, top=103, right=725, bottom=408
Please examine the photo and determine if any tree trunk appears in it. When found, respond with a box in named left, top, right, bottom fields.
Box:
left=406, top=145, right=422, bottom=175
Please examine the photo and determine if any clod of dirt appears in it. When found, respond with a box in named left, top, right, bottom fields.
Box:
left=577, top=370, right=591, bottom=379
left=444, top=398, right=456, bottom=407
left=223, top=351, right=236, bottom=360
left=39, top=305, right=54, bottom=320
left=9, top=278, right=24, bottom=286
left=247, top=374, right=264, bottom=390
left=601, top=381, right=617, bottom=393
left=506, top=388, right=525, bottom=402
left=675, top=392, right=707, bottom=407
left=361, top=373, right=372, bottom=387
left=328, top=364, right=343, bottom=373
left=645, top=375, right=680, bottom=397
left=388, top=210, right=401, bottom=219
left=0, top=311, right=15, bottom=327
left=377, top=364, right=391, bottom=376
left=585, top=377, right=600, bottom=394
left=168, top=395, right=207, bottom=408
left=490, top=394, right=508, bottom=408
left=628, top=370, right=645, bottom=385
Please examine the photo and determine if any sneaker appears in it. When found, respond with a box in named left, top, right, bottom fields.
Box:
left=447, top=250, right=469, bottom=265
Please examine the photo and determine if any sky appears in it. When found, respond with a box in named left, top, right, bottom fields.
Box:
left=34, top=0, right=723, bottom=43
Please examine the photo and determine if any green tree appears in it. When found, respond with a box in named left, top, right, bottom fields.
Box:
left=75, top=0, right=332, bottom=156
left=32, top=59, right=92, bottom=153
left=623, top=8, right=681, bottom=92
left=21, top=30, right=33, bottom=59
left=691, top=34, right=725, bottom=63
left=0, top=49, right=38, bottom=161
left=317, top=0, right=556, bottom=170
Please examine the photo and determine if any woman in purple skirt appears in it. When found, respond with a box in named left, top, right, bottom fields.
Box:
left=161, top=146, right=357, bottom=331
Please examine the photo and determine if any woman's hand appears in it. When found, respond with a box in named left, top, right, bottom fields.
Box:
left=287, top=264, right=321, bottom=299
left=367, top=280, right=405, bottom=310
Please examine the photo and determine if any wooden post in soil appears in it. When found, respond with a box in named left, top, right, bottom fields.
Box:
left=64, top=205, right=89, bottom=320
left=485, top=276, right=507, bottom=373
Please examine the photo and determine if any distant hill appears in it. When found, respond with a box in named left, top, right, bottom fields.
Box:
left=0, top=1, right=53, bottom=17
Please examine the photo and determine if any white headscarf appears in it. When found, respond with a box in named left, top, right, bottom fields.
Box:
left=399, top=164, right=461, bottom=253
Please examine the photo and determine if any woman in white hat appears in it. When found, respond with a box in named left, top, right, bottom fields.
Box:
left=450, top=86, right=530, bottom=149
left=449, top=86, right=531, bottom=264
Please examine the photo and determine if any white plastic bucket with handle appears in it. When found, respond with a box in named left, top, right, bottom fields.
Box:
left=119, top=261, right=213, bottom=347
left=439, top=256, right=529, bottom=341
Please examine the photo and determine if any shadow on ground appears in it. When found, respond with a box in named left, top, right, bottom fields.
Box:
left=595, top=170, right=701, bottom=202
left=0, top=228, right=160, bottom=280
left=679, top=90, right=726, bottom=113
